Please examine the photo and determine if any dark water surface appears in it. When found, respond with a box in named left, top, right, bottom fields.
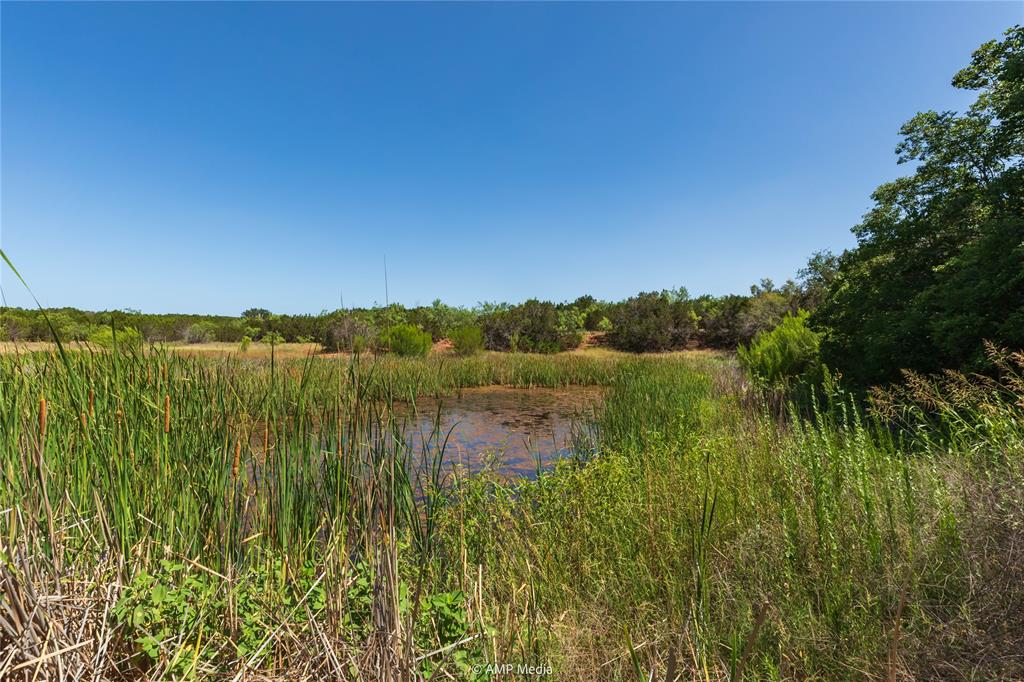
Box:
left=403, top=386, right=603, bottom=478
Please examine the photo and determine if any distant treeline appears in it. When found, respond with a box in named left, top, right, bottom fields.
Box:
left=3, top=27, right=1022, bottom=391
left=0, top=274, right=826, bottom=355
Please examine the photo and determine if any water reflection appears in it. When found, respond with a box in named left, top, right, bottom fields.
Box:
left=402, top=386, right=603, bottom=478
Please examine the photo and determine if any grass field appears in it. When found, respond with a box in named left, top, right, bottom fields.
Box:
left=1, top=347, right=1022, bottom=680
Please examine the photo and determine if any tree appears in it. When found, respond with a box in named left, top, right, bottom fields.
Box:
left=797, top=251, right=841, bottom=310
left=606, top=291, right=698, bottom=352
left=813, top=26, right=1024, bottom=387
left=242, top=308, right=272, bottom=321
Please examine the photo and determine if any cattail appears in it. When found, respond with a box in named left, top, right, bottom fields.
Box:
left=164, top=394, right=171, bottom=433
left=337, top=415, right=343, bottom=461
left=38, top=397, right=47, bottom=441
left=80, top=412, right=88, bottom=432
left=88, top=389, right=95, bottom=417
left=232, top=441, right=241, bottom=479
left=263, top=423, right=269, bottom=453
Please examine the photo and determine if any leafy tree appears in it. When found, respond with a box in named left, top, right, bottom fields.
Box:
left=479, top=300, right=582, bottom=353
left=88, top=325, right=143, bottom=350
left=606, top=291, right=698, bottom=352
left=737, top=289, right=792, bottom=344
left=185, top=321, right=218, bottom=344
left=242, top=308, right=272, bottom=321
left=694, top=294, right=750, bottom=348
left=796, top=250, right=841, bottom=310
left=814, top=26, right=1024, bottom=387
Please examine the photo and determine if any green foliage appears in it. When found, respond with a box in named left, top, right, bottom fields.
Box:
left=738, top=311, right=822, bottom=388
left=479, top=299, right=583, bottom=353
left=413, top=299, right=477, bottom=341
left=262, top=330, right=285, bottom=345
left=814, top=26, right=1024, bottom=387
left=112, top=559, right=219, bottom=675
left=0, top=284, right=818, bottom=354
left=185, top=320, right=218, bottom=344
left=3, top=340, right=1023, bottom=677
left=606, top=290, right=698, bottom=352
left=239, top=335, right=252, bottom=353
left=87, top=324, right=143, bottom=350
left=323, top=314, right=376, bottom=352
left=379, top=324, right=432, bottom=357
left=449, top=324, right=484, bottom=356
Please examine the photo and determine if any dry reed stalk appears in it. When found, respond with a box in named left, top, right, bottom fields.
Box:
left=735, top=601, right=769, bottom=681
left=887, top=583, right=908, bottom=682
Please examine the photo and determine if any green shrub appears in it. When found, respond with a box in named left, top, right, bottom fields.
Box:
left=379, top=324, right=432, bottom=357
left=737, top=311, right=821, bottom=387
left=449, top=325, right=484, bottom=356
left=262, top=331, right=285, bottom=345
left=239, top=335, right=252, bottom=353
left=88, top=325, right=143, bottom=350
left=479, top=300, right=583, bottom=353
left=185, top=321, right=218, bottom=344
left=412, top=299, right=477, bottom=341
left=606, top=291, right=698, bottom=352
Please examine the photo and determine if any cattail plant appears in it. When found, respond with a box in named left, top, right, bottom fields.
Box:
left=232, top=440, right=241, bottom=480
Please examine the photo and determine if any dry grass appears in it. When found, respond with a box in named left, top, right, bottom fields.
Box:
left=168, top=341, right=322, bottom=359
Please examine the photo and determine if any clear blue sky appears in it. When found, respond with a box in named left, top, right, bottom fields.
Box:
left=2, top=2, right=1020, bottom=315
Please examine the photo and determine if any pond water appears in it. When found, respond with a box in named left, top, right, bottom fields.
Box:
left=402, top=386, right=603, bottom=478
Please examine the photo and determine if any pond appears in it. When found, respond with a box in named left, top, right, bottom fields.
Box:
left=402, top=385, right=603, bottom=478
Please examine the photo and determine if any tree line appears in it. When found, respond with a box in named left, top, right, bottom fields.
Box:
left=0, top=277, right=822, bottom=356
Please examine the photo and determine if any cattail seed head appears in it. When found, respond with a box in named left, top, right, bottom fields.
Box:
left=164, top=395, right=171, bottom=433
left=39, top=397, right=47, bottom=440
left=88, top=389, right=95, bottom=417
left=232, top=441, right=241, bottom=479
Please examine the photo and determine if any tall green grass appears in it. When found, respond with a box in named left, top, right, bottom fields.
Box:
left=1, top=346, right=1021, bottom=679
left=436, top=350, right=1024, bottom=679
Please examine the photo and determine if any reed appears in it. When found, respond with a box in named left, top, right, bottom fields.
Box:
left=0, top=347, right=1020, bottom=679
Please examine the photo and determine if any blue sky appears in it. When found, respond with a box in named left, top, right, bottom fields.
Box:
left=2, top=2, right=1020, bottom=315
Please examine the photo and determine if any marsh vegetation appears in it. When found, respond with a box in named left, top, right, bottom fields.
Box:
left=1, top=24, right=1022, bottom=682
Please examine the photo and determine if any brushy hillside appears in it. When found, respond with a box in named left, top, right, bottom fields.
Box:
left=1, top=348, right=1021, bottom=680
